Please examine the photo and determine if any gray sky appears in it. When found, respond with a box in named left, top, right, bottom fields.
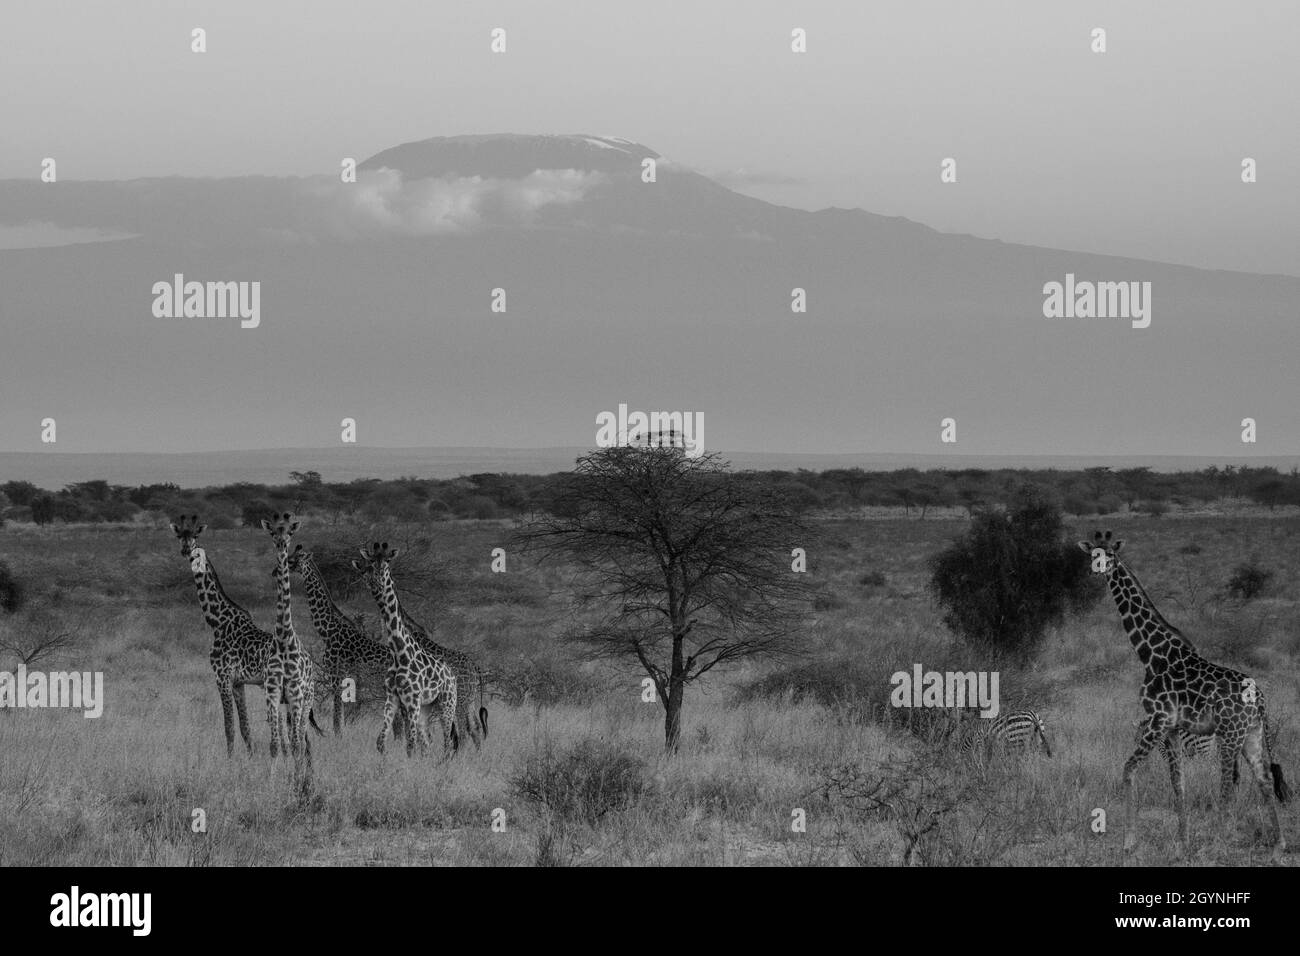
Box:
left=2, top=0, right=1296, bottom=275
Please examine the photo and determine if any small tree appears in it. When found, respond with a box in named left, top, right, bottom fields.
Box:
left=518, top=446, right=814, bottom=751
left=928, top=486, right=1097, bottom=660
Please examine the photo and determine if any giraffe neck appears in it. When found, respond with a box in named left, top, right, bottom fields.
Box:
left=273, top=548, right=296, bottom=649
left=192, top=558, right=249, bottom=630
left=373, top=565, right=416, bottom=656
left=366, top=572, right=426, bottom=640
left=298, top=555, right=347, bottom=633
left=1108, top=560, right=1195, bottom=658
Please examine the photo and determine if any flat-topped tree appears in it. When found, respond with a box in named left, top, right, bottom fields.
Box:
left=517, top=445, right=814, bottom=752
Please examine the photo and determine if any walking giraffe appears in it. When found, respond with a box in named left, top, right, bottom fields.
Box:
left=352, top=542, right=459, bottom=758
left=171, top=515, right=273, bottom=756
left=287, top=543, right=398, bottom=735
left=360, top=569, right=489, bottom=748
left=1081, top=531, right=1288, bottom=858
left=259, top=513, right=322, bottom=788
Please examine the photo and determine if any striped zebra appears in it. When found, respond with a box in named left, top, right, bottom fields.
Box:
left=1158, top=728, right=1240, bottom=784
left=959, top=709, right=1052, bottom=759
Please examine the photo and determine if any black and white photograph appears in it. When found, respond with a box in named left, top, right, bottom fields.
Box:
left=1, top=0, right=1297, bottom=922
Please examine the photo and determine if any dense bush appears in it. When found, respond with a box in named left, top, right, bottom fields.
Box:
left=510, top=739, right=645, bottom=827
left=240, top=499, right=272, bottom=527
left=0, top=561, right=23, bottom=613
left=1227, top=562, right=1273, bottom=600
left=928, top=487, right=1098, bottom=660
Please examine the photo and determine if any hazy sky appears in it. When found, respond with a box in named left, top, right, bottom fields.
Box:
left=2, top=0, right=1296, bottom=275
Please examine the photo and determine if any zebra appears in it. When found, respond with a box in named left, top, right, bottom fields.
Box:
left=959, top=709, right=1052, bottom=760
left=1157, top=728, right=1240, bottom=785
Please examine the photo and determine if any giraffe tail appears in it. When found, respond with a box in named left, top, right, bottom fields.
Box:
left=1271, top=763, right=1290, bottom=803
left=1263, top=711, right=1290, bottom=802
left=1037, top=718, right=1053, bottom=758
left=308, top=708, right=325, bottom=737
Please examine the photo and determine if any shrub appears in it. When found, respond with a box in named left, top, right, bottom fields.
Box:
left=858, top=571, right=886, bottom=588
left=0, top=561, right=23, bottom=613
left=928, top=486, right=1097, bottom=660
left=1063, top=495, right=1097, bottom=517
left=1136, top=499, right=1169, bottom=518
left=240, top=499, right=272, bottom=527
left=455, top=495, right=500, bottom=520
left=1226, top=562, right=1273, bottom=601
left=510, top=739, right=645, bottom=827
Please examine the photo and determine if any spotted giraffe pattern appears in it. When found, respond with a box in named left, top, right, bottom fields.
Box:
left=288, top=544, right=399, bottom=735
left=353, top=542, right=458, bottom=758
left=260, top=513, right=321, bottom=788
left=1081, top=530, right=1288, bottom=858
left=362, top=572, right=489, bottom=748
left=172, top=516, right=272, bottom=756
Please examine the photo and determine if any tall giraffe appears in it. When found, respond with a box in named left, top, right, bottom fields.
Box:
left=361, top=569, right=489, bottom=748
left=288, top=543, right=395, bottom=734
left=259, top=513, right=322, bottom=788
left=353, top=542, right=459, bottom=758
left=171, top=515, right=273, bottom=756
left=1081, top=531, right=1289, bottom=858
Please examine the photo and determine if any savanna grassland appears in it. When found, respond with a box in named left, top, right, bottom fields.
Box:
left=1, top=510, right=1298, bottom=866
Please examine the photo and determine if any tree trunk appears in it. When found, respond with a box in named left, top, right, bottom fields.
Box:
left=664, top=631, right=686, bottom=752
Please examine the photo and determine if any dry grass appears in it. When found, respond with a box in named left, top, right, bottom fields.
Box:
left=0, top=511, right=1297, bottom=865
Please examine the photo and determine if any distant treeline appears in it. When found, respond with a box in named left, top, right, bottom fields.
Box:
left=2, top=464, right=1299, bottom=527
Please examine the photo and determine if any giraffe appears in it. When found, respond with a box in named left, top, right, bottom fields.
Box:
left=287, top=543, right=398, bottom=735
left=1080, top=530, right=1289, bottom=859
left=361, top=570, right=489, bottom=749
left=171, top=515, right=273, bottom=756
left=259, top=512, right=322, bottom=789
left=352, top=542, right=459, bottom=758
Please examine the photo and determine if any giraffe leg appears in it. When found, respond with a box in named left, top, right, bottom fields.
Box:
left=377, top=694, right=397, bottom=754
left=216, top=678, right=236, bottom=758
left=1216, top=730, right=1243, bottom=808
left=232, top=682, right=253, bottom=754
left=1161, top=729, right=1189, bottom=856
left=331, top=674, right=343, bottom=736
left=265, top=678, right=285, bottom=760
left=439, top=694, right=459, bottom=760
left=405, top=700, right=426, bottom=757
left=1242, top=724, right=1285, bottom=861
left=1122, top=715, right=1167, bottom=853
left=460, top=679, right=482, bottom=750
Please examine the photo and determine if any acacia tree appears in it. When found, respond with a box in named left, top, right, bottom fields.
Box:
left=517, top=446, right=814, bottom=751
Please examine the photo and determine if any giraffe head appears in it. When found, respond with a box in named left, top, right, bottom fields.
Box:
left=259, top=511, right=300, bottom=555
left=351, top=541, right=400, bottom=578
left=170, top=514, right=206, bottom=556
left=188, top=546, right=209, bottom=576
left=1077, top=529, right=1124, bottom=575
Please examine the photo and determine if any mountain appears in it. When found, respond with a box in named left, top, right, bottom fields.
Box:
left=1, top=134, right=1297, bottom=462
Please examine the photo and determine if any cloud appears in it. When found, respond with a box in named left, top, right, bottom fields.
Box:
left=0, top=221, right=137, bottom=250
left=296, top=167, right=606, bottom=239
